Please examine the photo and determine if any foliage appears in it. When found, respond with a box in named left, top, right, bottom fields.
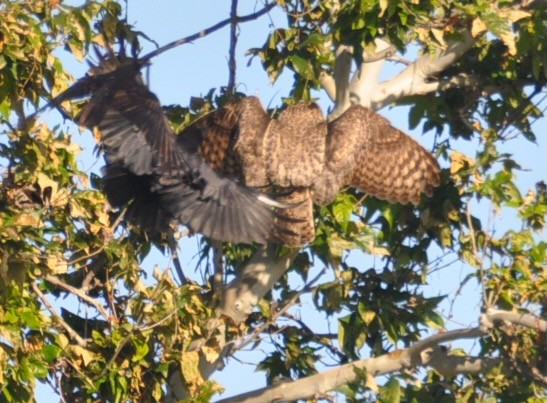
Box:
left=0, top=0, right=545, bottom=401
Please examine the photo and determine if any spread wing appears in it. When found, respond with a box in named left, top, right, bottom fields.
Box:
left=101, top=163, right=172, bottom=234
left=317, top=105, right=440, bottom=206
left=177, top=97, right=271, bottom=187
left=176, top=97, right=315, bottom=246
left=58, top=59, right=282, bottom=244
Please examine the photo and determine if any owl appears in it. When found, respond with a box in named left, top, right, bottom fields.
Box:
left=46, top=56, right=440, bottom=247
left=179, top=97, right=441, bottom=246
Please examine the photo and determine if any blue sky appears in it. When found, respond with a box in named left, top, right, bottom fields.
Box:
left=36, top=0, right=546, bottom=400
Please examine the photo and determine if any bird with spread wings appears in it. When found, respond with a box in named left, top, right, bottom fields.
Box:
left=46, top=55, right=440, bottom=247
left=46, top=56, right=285, bottom=244
left=179, top=97, right=441, bottom=246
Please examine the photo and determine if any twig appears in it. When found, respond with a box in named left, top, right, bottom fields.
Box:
left=212, top=240, right=224, bottom=294
left=66, top=246, right=106, bottom=268
left=281, top=311, right=346, bottom=361
left=139, top=311, right=177, bottom=332
left=140, top=2, right=276, bottom=62
left=64, top=357, right=96, bottom=389
left=227, top=0, right=239, bottom=96
left=45, top=274, right=111, bottom=322
left=485, top=309, right=547, bottom=332
left=465, top=202, right=487, bottom=307
left=362, top=44, right=397, bottom=63
left=499, top=87, right=541, bottom=137
left=32, top=282, right=88, bottom=347
left=57, top=367, right=67, bottom=403
left=97, top=332, right=133, bottom=379
left=98, top=310, right=178, bottom=380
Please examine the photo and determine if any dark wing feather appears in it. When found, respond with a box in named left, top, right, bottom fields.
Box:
left=176, top=97, right=312, bottom=244
left=80, top=78, right=184, bottom=177
left=101, top=163, right=172, bottom=234
left=176, top=96, right=271, bottom=186
left=64, top=59, right=281, bottom=243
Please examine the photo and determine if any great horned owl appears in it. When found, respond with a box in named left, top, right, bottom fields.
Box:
left=178, top=97, right=441, bottom=246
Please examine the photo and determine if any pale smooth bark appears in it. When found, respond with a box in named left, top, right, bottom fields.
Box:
left=322, top=31, right=476, bottom=115
left=217, top=310, right=546, bottom=402
left=217, top=246, right=298, bottom=323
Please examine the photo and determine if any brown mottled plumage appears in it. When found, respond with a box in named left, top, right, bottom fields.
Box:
left=178, top=96, right=441, bottom=247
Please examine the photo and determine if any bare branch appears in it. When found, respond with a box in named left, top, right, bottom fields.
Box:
left=386, top=54, right=412, bottom=65
left=411, top=73, right=480, bottom=95
left=217, top=326, right=487, bottom=402
left=227, top=0, right=239, bottom=96
left=362, top=43, right=397, bottom=63
left=218, top=308, right=547, bottom=402
left=409, top=327, right=485, bottom=355
left=333, top=31, right=476, bottom=114
left=218, top=245, right=298, bottom=324
left=325, top=39, right=398, bottom=118
left=32, top=282, right=88, bottom=348
left=348, top=38, right=392, bottom=110
left=485, top=309, right=547, bottom=332
left=140, top=2, right=277, bottom=62
left=330, top=45, right=353, bottom=117
left=424, top=346, right=503, bottom=377
left=364, top=31, right=475, bottom=110
left=319, top=71, right=336, bottom=101
left=45, top=274, right=111, bottom=322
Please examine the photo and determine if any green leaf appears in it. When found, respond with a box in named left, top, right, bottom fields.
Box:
left=357, top=302, right=377, bottom=325
left=132, top=338, right=150, bottom=362
left=409, top=101, right=425, bottom=130
left=300, top=33, right=324, bottom=48
left=42, top=345, right=61, bottom=363
left=423, top=311, right=444, bottom=330
left=380, top=378, right=401, bottom=403
left=290, top=54, right=315, bottom=80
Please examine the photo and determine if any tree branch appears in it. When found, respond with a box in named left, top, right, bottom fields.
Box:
left=325, top=31, right=476, bottom=117
left=165, top=245, right=298, bottom=401
left=423, top=346, right=503, bottom=377
left=319, top=71, right=336, bottom=101
left=231, top=266, right=328, bottom=354
left=362, top=31, right=475, bottom=110
left=217, top=309, right=546, bottom=402
left=227, top=0, right=239, bottom=96
left=328, top=45, right=353, bottom=118
left=32, top=282, right=88, bottom=348
left=140, top=2, right=277, bottom=62
left=45, top=274, right=112, bottom=322
left=485, top=308, right=547, bottom=332
left=348, top=38, right=394, bottom=110
left=218, top=245, right=298, bottom=324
